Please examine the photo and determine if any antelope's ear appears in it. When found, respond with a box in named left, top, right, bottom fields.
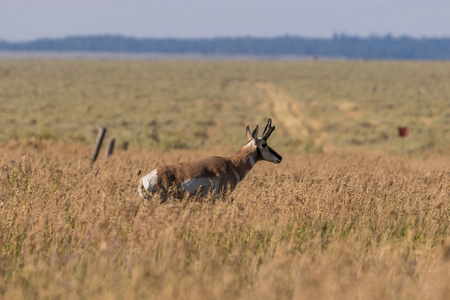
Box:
left=252, top=125, right=259, bottom=140
left=246, top=126, right=253, bottom=141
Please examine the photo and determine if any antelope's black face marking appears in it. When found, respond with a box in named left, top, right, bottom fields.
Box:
left=253, top=138, right=282, bottom=164
left=268, top=146, right=282, bottom=163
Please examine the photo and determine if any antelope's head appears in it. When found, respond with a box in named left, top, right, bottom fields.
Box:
left=246, top=118, right=282, bottom=164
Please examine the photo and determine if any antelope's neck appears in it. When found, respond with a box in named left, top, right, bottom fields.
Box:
left=230, top=144, right=258, bottom=182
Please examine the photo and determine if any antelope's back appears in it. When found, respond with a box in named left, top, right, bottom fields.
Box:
left=157, top=156, right=229, bottom=187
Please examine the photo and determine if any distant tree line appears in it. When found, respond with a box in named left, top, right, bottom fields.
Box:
left=1, top=34, right=450, bottom=59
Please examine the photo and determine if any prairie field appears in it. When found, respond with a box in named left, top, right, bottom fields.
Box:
left=1, top=60, right=450, bottom=152
left=0, top=60, right=450, bottom=299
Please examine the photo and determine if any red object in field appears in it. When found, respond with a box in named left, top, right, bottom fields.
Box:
left=398, top=127, right=408, bottom=137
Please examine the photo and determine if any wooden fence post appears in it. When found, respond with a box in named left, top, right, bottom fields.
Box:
left=91, top=127, right=106, bottom=165
left=106, top=138, right=115, bottom=158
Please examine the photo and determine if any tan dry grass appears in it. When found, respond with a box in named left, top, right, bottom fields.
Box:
left=1, top=140, right=449, bottom=299
left=1, top=60, right=450, bottom=153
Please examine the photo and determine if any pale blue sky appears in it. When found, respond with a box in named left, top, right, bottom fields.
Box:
left=1, top=0, right=449, bottom=41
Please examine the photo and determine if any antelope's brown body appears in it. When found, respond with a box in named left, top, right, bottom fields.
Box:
left=138, top=118, right=281, bottom=200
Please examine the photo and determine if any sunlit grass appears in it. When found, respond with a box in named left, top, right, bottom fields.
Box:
left=0, top=141, right=449, bottom=299
left=1, top=60, right=450, bottom=299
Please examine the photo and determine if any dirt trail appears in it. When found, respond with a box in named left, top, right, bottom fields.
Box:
left=255, top=82, right=325, bottom=143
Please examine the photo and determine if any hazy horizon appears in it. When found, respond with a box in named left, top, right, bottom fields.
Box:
left=2, top=32, right=449, bottom=43
left=1, top=0, right=450, bottom=42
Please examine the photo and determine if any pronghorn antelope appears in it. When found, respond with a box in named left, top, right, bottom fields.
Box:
left=138, top=118, right=282, bottom=200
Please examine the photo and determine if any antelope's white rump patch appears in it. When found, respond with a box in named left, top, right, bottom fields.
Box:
left=142, top=168, right=158, bottom=194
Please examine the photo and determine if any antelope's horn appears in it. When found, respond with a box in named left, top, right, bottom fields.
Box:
left=262, top=118, right=272, bottom=137
left=262, top=119, right=275, bottom=140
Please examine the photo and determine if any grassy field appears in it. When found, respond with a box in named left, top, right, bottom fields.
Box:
left=1, top=141, right=449, bottom=299
left=0, top=60, right=449, bottom=299
left=1, top=60, right=450, bottom=153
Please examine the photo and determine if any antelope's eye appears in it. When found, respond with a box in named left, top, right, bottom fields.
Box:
left=262, top=143, right=267, bottom=148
